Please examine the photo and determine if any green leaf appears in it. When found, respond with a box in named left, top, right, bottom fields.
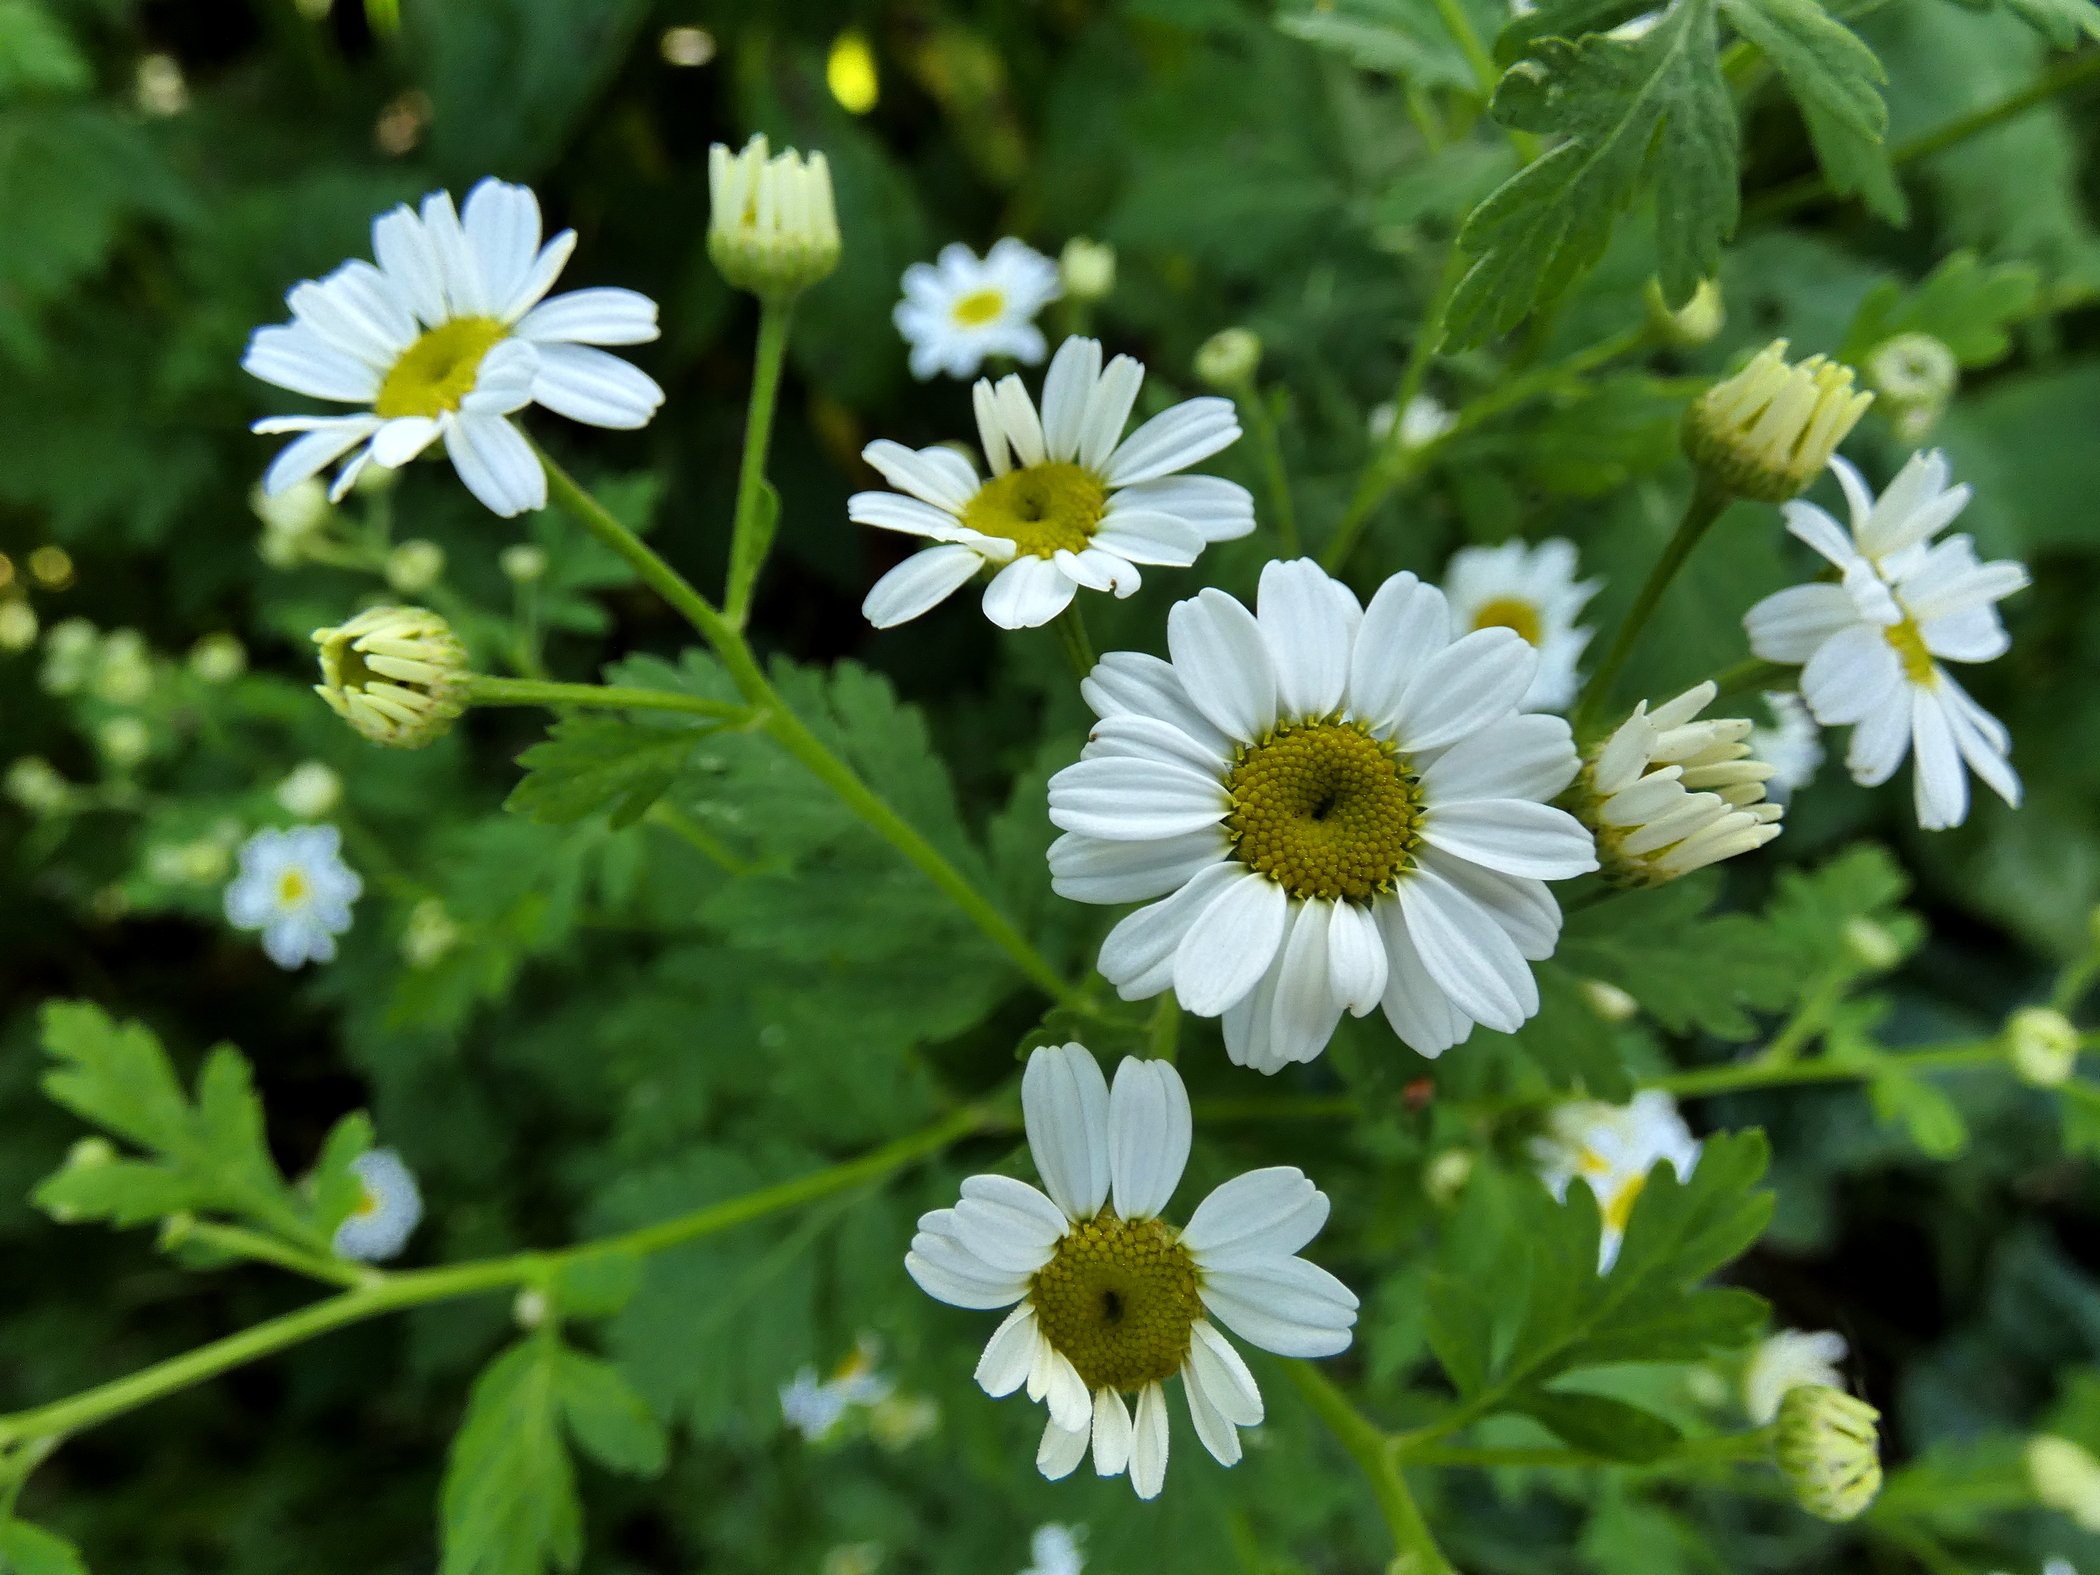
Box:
left=440, top=1338, right=583, bottom=1575
left=1451, top=0, right=1736, bottom=343
left=1276, top=0, right=1479, bottom=90
left=1718, top=0, right=1886, bottom=140
left=308, top=1111, right=378, bottom=1242
left=1511, top=1387, right=1685, bottom=1461
left=0, top=2, right=89, bottom=99
left=1843, top=251, right=2043, bottom=368
left=0, top=1521, right=88, bottom=1575
left=553, top=1347, right=668, bottom=1477
left=506, top=716, right=710, bottom=830
left=1555, top=877, right=1796, bottom=1041
left=1989, top=0, right=2100, bottom=46
left=548, top=1249, right=645, bottom=1319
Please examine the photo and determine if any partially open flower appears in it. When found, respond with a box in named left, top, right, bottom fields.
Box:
left=1684, top=340, right=1872, bottom=503
left=313, top=605, right=469, bottom=748
left=2006, top=1006, right=2081, bottom=1088
left=709, top=135, right=842, bottom=298
left=1776, top=1385, right=1882, bottom=1522
left=333, top=1148, right=423, bottom=1262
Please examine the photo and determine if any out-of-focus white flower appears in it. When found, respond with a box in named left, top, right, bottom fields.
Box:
left=224, top=825, right=361, bottom=968
left=1019, top=1524, right=1086, bottom=1575
left=1439, top=538, right=1600, bottom=713
left=2006, top=1006, right=2081, bottom=1088
left=1369, top=394, right=1456, bottom=453
left=1743, top=1328, right=1849, bottom=1425
left=333, top=1148, right=423, bottom=1262
left=276, top=761, right=344, bottom=820
left=893, top=239, right=1061, bottom=381
left=1752, top=691, right=1822, bottom=800
left=1532, top=1091, right=1700, bottom=1270
left=41, top=618, right=99, bottom=695
left=780, top=1338, right=894, bottom=1442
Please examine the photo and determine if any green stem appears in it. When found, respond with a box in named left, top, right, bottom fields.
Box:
left=1052, top=604, right=1096, bottom=679
left=1237, top=384, right=1301, bottom=556
left=1755, top=972, right=1847, bottom=1069
left=0, top=1102, right=993, bottom=1452
left=180, top=1220, right=370, bottom=1289
left=1710, top=656, right=1794, bottom=704
left=1286, top=1363, right=1453, bottom=1573
left=1748, top=48, right=2100, bottom=225
left=1571, top=475, right=1731, bottom=737
left=464, top=674, right=754, bottom=722
left=643, top=800, right=756, bottom=877
left=1431, top=0, right=1538, bottom=161
left=1644, top=1038, right=2037, bottom=1100
left=1411, top=1426, right=1772, bottom=1471
left=724, top=298, right=796, bottom=627
left=536, top=448, right=1079, bottom=1007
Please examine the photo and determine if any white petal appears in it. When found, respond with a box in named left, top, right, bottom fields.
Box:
left=288, top=262, right=415, bottom=367
left=1183, top=1360, right=1243, bottom=1467
left=862, top=439, right=982, bottom=513
left=1324, top=899, right=1388, bottom=1015
left=1416, top=846, right=1560, bottom=962
left=1182, top=1166, right=1330, bottom=1265
left=982, top=555, right=1078, bottom=629
left=1378, top=901, right=1472, bottom=1056
left=243, top=324, right=382, bottom=403
left=1046, top=754, right=1229, bottom=841
left=1038, top=1416, right=1092, bottom=1480
left=1186, top=1321, right=1264, bottom=1426
left=1106, top=397, right=1240, bottom=486
left=1744, top=582, right=1859, bottom=665
left=1349, top=572, right=1451, bottom=731
left=1129, top=1383, right=1170, bottom=1499
left=1421, top=799, right=1597, bottom=880
left=1418, top=712, right=1580, bottom=803
left=1108, top=1058, right=1192, bottom=1220
left=1022, top=1043, right=1111, bottom=1221
left=1078, top=354, right=1146, bottom=473
left=458, top=337, right=538, bottom=416
left=1396, top=869, right=1537, bottom=1033
left=1114, top=474, right=1256, bottom=542
left=1040, top=1349, right=1093, bottom=1432
left=1055, top=546, right=1139, bottom=595
left=370, top=415, right=440, bottom=468
left=1081, top=650, right=1235, bottom=759
left=1845, top=694, right=1912, bottom=786
left=529, top=343, right=664, bottom=430
left=1174, top=869, right=1290, bottom=1016
left=1388, top=627, right=1537, bottom=751
left=513, top=286, right=660, bottom=346
left=1048, top=830, right=1230, bottom=905
left=1081, top=713, right=1230, bottom=776
left=1910, top=688, right=1969, bottom=830
left=848, top=491, right=975, bottom=543
left=1198, top=1257, right=1359, bottom=1358
left=1168, top=588, right=1277, bottom=741
left=371, top=203, right=449, bottom=326
left=1253, top=900, right=1344, bottom=1068
left=1089, top=509, right=1206, bottom=567
left=461, top=178, right=544, bottom=319
left=904, top=1239, right=1028, bottom=1309
left=1800, top=624, right=1903, bottom=725
left=1040, top=336, right=1102, bottom=463
left=1097, top=862, right=1245, bottom=1000
left=1092, top=1388, right=1134, bottom=1477
left=441, top=413, right=545, bottom=517
left=1259, top=558, right=1356, bottom=718
left=862, top=544, right=985, bottom=628
left=974, top=1304, right=1043, bottom=1397
left=260, top=418, right=381, bottom=494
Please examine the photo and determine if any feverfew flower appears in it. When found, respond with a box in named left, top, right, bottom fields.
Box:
left=1777, top=1385, right=1882, bottom=1522
left=856, top=336, right=1251, bottom=630
left=907, top=1045, right=1357, bottom=1500
left=1019, top=1525, right=1085, bottom=1575
left=1683, top=339, right=1872, bottom=503
left=1048, top=560, right=1597, bottom=1070
left=895, top=239, right=1062, bottom=381
left=1752, top=691, right=1823, bottom=800
left=1744, top=451, right=2028, bottom=830
left=313, top=605, right=470, bottom=749
left=1532, top=1091, right=1699, bottom=1270
left=245, top=178, right=664, bottom=517
left=224, top=825, right=361, bottom=968
left=1576, top=681, right=1783, bottom=886
left=1368, top=394, right=1455, bottom=453
left=780, top=1339, right=894, bottom=1442
left=708, top=135, right=841, bottom=297
left=1744, top=1328, right=1849, bottom=1426
left=333, top=1148, right=423, bottom=1262
left=1439, top=538, right=1600, bottom=713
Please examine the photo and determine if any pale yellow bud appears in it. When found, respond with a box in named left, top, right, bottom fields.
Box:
left=2005, top=1006, right=2080, bottom=1088
left=708, top=135, right=841, bottom=297
left=1194, top=327, right=1262, bottom=390
left=1059, top=237, right=1116, bottom=302
left=313, top=605, right=470, bottom=749
left=1775, top=1385, right=1882, bottom=1523
left=1684, top=340, right=1873, bottom=503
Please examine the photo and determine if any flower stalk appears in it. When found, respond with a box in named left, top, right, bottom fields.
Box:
left=724, top=297, right=795, bottom=628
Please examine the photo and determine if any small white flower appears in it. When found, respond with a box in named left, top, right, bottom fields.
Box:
left=1531, top=1091, right=1699, bottom=1270
left=780, top=1339, right=894, bottom=1442
left=1744, top=451, right=2027, bottom=830
left=333, top=1148, right=423, bottom=1261
left=1743, top=1328, right=1849, bottom=1426
left=856, top=336, right=1251, bottom=630
left=224, top=824, right=361, bottom=968
left=1048, top=559, right=1597, bottom=1070
left=907, top=1044, right=1358, bottom=1500
left=1439, top=538, right=1600, bottom=713
left=894, top=239, right=1062, bottom=381
left=1020, top=1524, right=1085, bottom=1575
left=1369, top=393, right=1456, bottom=453
left=245, top=177, right=664, bottom=518
left=1752, top=691, right=1823, bottom=800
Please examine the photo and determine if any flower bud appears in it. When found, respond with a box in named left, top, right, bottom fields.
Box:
left=0, top=598, right=37, bottom=653
left=313, top=605, right=470, bottom=749
left=97, top=716, right=152, bottom=769
left=252, top=476, right=332, bottom=545
left=2005, top=1006, right=2080, bottom=1088
left=188, top=632, right=247, bottom=683
left=1842, top=917, right=1903, bottom=972
left=402, top=896, right=461, bottom=967
left=1423, top=1149, right=1475, bottom=1205
left=159, top=1210, right=197, bottom=1250
left=67, top=1136, right=117, bottom=1170
left=1775, top=1385, right=1882, bottom=1523
left=499, top=543, right=549, bottom=583
left=866, top=1393, right=940, bottom=1452
left=1194, top=327, right=1262, bottom=390
left=1645, top=277, right=1725, bottom=347
left=2028, top=1434, right=2100, bottom=1531
left=1579, top=978, right=1641, bottom=1023
left=41, top=618, right=99, bottom=695
left=1059, top=237, right=1116, bottom=303
left=1866, top=332, right=1957, bottom=409
left=276, top=760, right=344, bottom=820
left=514, top=1287, right=550, bottom=1330
left=92, top=628, right=155, bottom=705
left=708, top=135, right=841, bottom=298
left=385, top=538, right=446, bottom=594
left=1683, top=340, right=1872, bottom=503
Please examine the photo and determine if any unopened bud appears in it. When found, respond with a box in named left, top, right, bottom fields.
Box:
left=385, top=539, right=446, bottom=594
left=1775, top=1385, right=1882, bottom=1523
left=98, top=716, right=151, bottom=768
left=0, top=598, right=37, bottom=653
left=2028, top=1434, right=2100, bottom=1531
left=514, top=1287, right=550, bottom=1329
left=1059, top=237, right=1116, bottom=302
left=5, top=756, right=68, bottom=816
left=189, top=632, right=247, bottom=683
left=1194, top=327, right=1262, bottom=390
left=2006, top=1006, right=2080, bottom=1088
left=67, top=1136, right=117, bottom=1170
left=1645, top=278, right=1725, bottom=347
left=1843, top=917, right=1903, bottom=972
left=1423, top=1149, right=1475, bottom=1205
left=252, top=476, right=332, bottom=543
left=500, top=543, right=548, bottom=583
left=159, top=1210, right=197, bottom=1249
left=1684, top=340, right=1873, bottom=503
left=708, top=135, right=841, bottom=297
left=313, top=605, right=470, bottom=749
left=1579, top=978, right=1641, bottom=1023
left=276, top=760, right=344, bottom=820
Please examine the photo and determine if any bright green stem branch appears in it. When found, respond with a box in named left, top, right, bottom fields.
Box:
left=1749, top=48, right=2100, bottom=224
left=179, top=1220, right=370, bottom=1290
left=1410, top=1426, right=1772, bottom=1471
left=1052, top=604, right=1096, bottom=679
left=536, top=448, right=1079, bottom=1007
left=1237, top=384, right=1301, bottom=556
left=724, top=298, right=795, bottom=627
left=464, top=674, right=754, bottom=722
left=1572, top=475, right=1732, bottom=737
left=1645, top=1038, right=2046, bottom=1100
left=0, top=1103, right=994, bottom=1453
left=1286, top=1363, right=1453, bottom=1574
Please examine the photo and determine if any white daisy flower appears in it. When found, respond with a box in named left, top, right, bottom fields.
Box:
left=1744, top=1328, right=1849, bottom=1426
left=1020, top=1524, right=1085, bottom=1575
left=1047, top=559, right=1597, bottom=1070
left=223, top=824, right=361, bottom=969
left=780, top=1339, right=894, bottom=1442
left=244, top=177, right=664, bottom=518
left=332, top=1148, right=423, bottom=1262
left=1752, top=691, right=1823, bottom=800
left=855, top=336, right=1252, bottom=630
left=894, top=239, right=1062, bottom=381
left=1744, top=451, right=2028, bottom=830
left=1439, top=538, right=1601, bottom=713
left=1577, top=681, right=1783, bottom=886
left=906, top=1044, right=1357, bottom=1500
left=1531, top=1090, right=1699, bottom=1270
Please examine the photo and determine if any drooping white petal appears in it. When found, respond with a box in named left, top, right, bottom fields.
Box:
left=1097, top=862, right=1246, bottom=1000
left=1129, top=1383, right=1170, bottom=1499
left=974, top=1303, right=1043, bottom=1397
left=1108, top=1057, right=1192, bottom=1220
left=1173, top=868, right=1289, bottom=1016
left=1910, top=686, right=1970, bottom=830
left=1183, top=1359, right=1243, bottom=1467
left=1187, top=1322, right=1265, bottom=1426
left=1021, top=1043, right=1111, bottom=1221
left=1377, top=901, right=1472, bottom=1057
left=982, top=555, right=1079, bottom=629
left=1396, top=867, right=1538, bottom=1034
left=861, top=544, right=986, bottom=629
left=441, top=412, right=545, bottom=517
left=1324, top=899, right=1389, bottom=1015
left=1037, top=1416, right=1092, bottom=1480
left=1091, top=1388, right=1134, bottom=1478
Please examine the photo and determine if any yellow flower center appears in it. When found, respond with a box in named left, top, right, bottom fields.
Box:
left=1883, top=617, right=1937, bottom=686
left=374, top=317, right=508, bottom=420
left=351, top=1181, right=382, bottom=1219
left=1603, top=1170, right=1647, bottom=1234
left=276, top=867, right=311, bottom=906
left=961, top=462, right=1108, bottom=559
left=1224, top=720, right=1421, bottom=902
left=1470, top=596, right=1545, bottom=647
left=950, top=287, right=1006, bottom=327
left=1030, top=1212, right=1202, bottom=1392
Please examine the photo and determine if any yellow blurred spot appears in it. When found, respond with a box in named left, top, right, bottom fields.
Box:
left=828, top=31, right=879, bottom=115
left=374, top=89, right=431, bottom=157
left=28, top=546, right=73, bottom=590
left=660, top=26, right=715, bottom=67
left=0, top=553, right=14, bottom=590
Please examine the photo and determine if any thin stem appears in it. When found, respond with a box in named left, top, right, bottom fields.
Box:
left=1748, top=48, right=2100, bottom=224
left=1052, top=604, right=1096, bottom=679
left=181, top=1221, right=370, bottom=1290
left=1431, top=0, right=1538, bottom=161
left=1410, top=1426, right=1772, bottom=1471
left=1649, top=1038, right=2053, bottom=1101
left=0, top=1102, right=994, bottom=1452
left=1572, top=476, right=1731, bottom=737
left=643, top=800, right=755, bottom=877
left=1238, top=384, right=1301, bottom=555
left=724, top=298, right=796, bottom=627
left=464, top=675, right=754, bottom=723
left=1286, top=1362, right=1453, bottom=1573
left=1711, top=656, right=1794, bottom=704
left=1756, top=972, right=1847, bottom=1068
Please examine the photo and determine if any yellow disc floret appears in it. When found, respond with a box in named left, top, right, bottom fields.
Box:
left=374, top=318, right=509, bottom=420
left=1470, top=596, right=1545, bottom=647
left=950, top=288, right=1007, bottom=326
left=1883, top=617, right=1937, bottom=686
left=1030, top=1212, right=1203, bottom=1392
left=962, top=461, right=1109, bottom=558
left=1223, top=720, right=1421, bottom=902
